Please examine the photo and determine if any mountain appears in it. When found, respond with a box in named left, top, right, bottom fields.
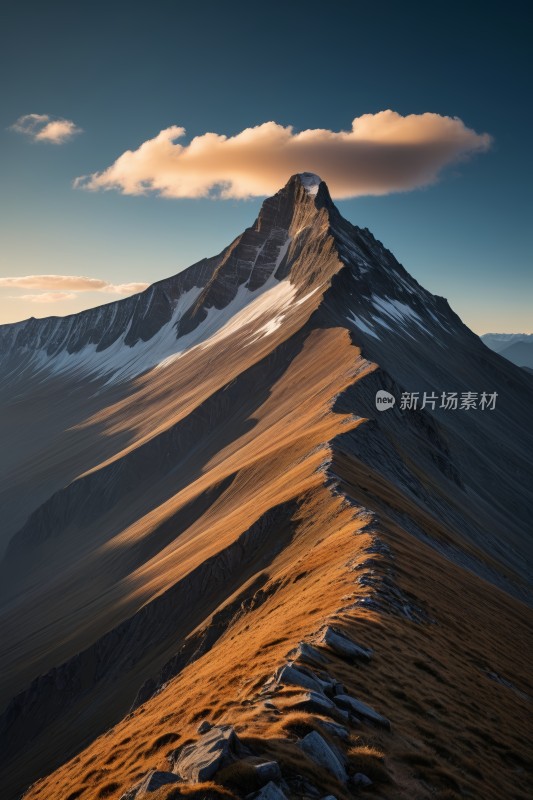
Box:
left=1, top=174, right=532, bottom=800
left=481, top=332, right=533, bottom=368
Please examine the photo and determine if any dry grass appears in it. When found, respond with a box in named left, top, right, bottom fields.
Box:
left=149, top=783, right=237, bottom=799
left=347, top=742, right=390, bottom=783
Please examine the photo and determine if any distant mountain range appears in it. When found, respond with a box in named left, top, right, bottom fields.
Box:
left=481, top=332, right=533, bottom=368
left=1, top=174, right=532, bottom=800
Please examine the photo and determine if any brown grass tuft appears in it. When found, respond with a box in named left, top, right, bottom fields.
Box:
left=347, top=743, right=390, bottom=783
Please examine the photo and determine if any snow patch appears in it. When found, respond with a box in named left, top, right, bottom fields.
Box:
left=347, top=312, right=380, bottom=340
left=298, top=172, right=322, bottom=196
left=250, top=287, right=320, bottom=341
left=45, top=286, right=204, bottom=385
left=371, top=295, right=432, bottom=336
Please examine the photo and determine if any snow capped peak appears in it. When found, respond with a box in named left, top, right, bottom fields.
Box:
left=298, top=172, right=322, bottom=195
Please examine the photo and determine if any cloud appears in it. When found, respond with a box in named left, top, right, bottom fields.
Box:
left=100, top=282, right=150, bottom=294
left=0, top=275, right=149, bottom=296
left=11, top=113, right=82, bottom=144
left=74, top=111, right=492, bottom=200
left=0, top=275, right=108, bottom=291
left=14, top=292, right=78, bottom=303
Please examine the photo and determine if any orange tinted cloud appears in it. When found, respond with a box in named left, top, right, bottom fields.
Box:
left=15, top=292, right=78, bottom=303
left=0, top=275, right=107, bottom=290
left=75, top=111, right=492, bottom=199
left=11, top=113, right=82, bottom=144
left=0, top=275, right=148, bottom=295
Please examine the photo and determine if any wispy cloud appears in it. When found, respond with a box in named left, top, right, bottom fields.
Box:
left=0, top=275, right=148, bottom=297
left=11, top=113, right=82, bottom=144
left=75, top=111, right=492, bottom=200
left=14, top=292, right=78, bottom=303
left=100, top=282, right=150, bottom=294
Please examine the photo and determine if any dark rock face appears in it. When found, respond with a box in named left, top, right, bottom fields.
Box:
left=0, top=254, right=218, bottom=358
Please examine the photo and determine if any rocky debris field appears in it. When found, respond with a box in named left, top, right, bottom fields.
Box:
left=118, top=626, right=391, bottom=799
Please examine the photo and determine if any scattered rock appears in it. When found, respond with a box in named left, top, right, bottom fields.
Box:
left=365, top=539, right=392, bottom=557
left=251, top=780, right=288, bottom=800
left=291, top=691, right=335, bottom=716
left=275, top=663, right=324, bottom=693
left=352, top=772, right=373, bottom=787
left=287, top=777, right=320, bottom=797
left=170, top=724, right=242, bottom=781
left=253, top=761, right=282, bottom=784
left=120, top=785, right=141, bottom=800
left=319, top=626, right=373, bottom=662
left=334, top=705, right=351, bottom=723
left=353, top=597, right=382, bottom=612
left=299, top=731, right=347, bottom=783
left=333, top=695, right=390, bottom=729
left=318, top=719, right=350, bottom=741
left=138, top=770, right=182, bottom=794
left=197, top=720, right=212, bottom=734
left=289, top=641, right=329, bottom=667
left=120, top=770, right=182, bottom=798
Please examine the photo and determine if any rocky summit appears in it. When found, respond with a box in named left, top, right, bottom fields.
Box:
left=0, top=174, right=532, bottom=800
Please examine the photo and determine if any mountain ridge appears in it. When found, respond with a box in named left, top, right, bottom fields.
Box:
left=1, top=174, right=532, bottom=800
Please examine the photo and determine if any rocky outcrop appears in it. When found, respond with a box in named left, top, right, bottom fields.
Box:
left=299, top=731, right=347, bottom=783
left=317, top=626, right=373, bottom=662
left=251, top=782, right=288, bottom=800
left=100, top=620, right=394, bottom=800
left=120, top=770, right=181, bottom=799
left=289, top=691, right=337, bottom=716
left=274, top=664, right=324, bottom=693
left=353, top=773, right=373, bottom=788
left=287, top=641, right=329, bottom=668
left=333, top=695, right=390, bottom=729
left=317, top=720, right=350, bottom=742
left=169, top=725, right=245, bottom=782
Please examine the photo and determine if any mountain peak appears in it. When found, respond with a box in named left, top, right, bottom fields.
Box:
left=296, top=171, right=322, bottom=195
left=256, top=172, right=335, bottom=234
left=284, top=171, right=333, bottom=206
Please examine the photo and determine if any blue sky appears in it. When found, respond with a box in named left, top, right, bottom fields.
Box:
left=0, top=0, right=531, bottom=332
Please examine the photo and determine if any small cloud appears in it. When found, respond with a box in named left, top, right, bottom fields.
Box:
left=14, top=292, right=78, bottom=303
left=101, top=282, right=151, bottom=295
left=74, top=111, right=492, bottom=200
left=0, top=275, right=107, bottom=290
left=11, top=113, right=82, bottom=144
left=0, top=274, right=148, bottom=296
